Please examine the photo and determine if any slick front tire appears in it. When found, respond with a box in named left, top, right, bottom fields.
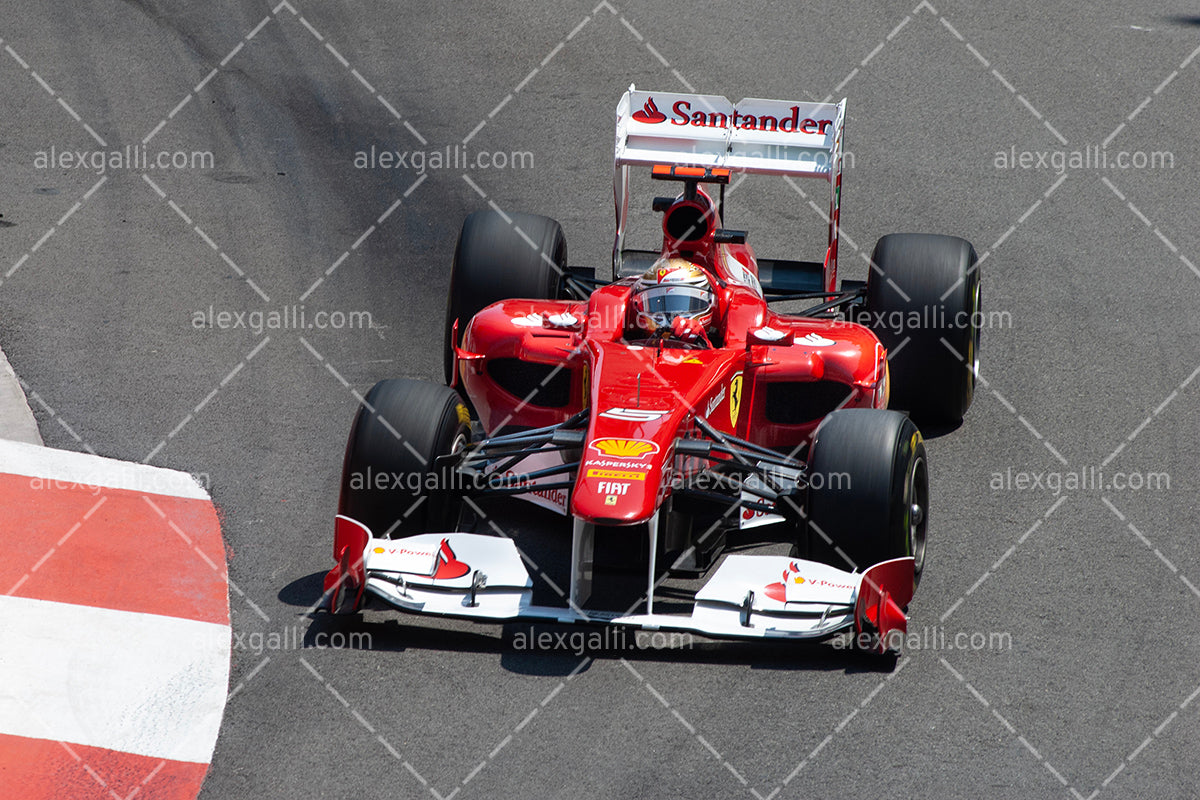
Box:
left=805, top=408, right=928, bottom=588
left=338, top=378, right=469, bottom=538
left=864, top=233, right=980, bottom=424
left=443, top=209, right=567, bottom=385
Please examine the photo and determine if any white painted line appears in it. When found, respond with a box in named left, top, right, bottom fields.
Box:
left=0, top=438, right=208, bottom=499
left=0, top=595, right=230, bottom=763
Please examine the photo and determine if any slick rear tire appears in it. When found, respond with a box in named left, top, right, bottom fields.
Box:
left=864, top=233, right=980, bottom=424
left=443, top=210, right=567, bottom=385
left=805, top=408, right=928, bottom=588
left=338, top=378, right=469, bottom=538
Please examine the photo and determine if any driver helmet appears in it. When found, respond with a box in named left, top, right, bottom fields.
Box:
left=631, top=257, right=716, bottom=334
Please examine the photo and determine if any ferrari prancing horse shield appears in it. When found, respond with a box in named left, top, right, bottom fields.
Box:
left=729, top=373, right=743, bottom=427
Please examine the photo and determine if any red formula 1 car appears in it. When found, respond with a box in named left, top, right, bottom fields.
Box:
left=324, top=87, right=980, bottom=651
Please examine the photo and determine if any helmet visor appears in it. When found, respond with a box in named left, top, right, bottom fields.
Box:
left=637, top=286, right=712, bottom=316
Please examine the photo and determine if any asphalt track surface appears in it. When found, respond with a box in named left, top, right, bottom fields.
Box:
left=2, top=1, right=1199, bottom=798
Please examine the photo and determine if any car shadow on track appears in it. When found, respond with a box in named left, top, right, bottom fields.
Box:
left=280, top=572, right=899, bottom=676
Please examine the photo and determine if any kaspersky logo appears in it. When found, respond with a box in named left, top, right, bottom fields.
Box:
left=589, top=438, right=659, bottom=460
left=632, top=95, right=833, bottom=135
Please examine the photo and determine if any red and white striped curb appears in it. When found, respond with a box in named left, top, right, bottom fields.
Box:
left=0, top=438, right=230, bottom=799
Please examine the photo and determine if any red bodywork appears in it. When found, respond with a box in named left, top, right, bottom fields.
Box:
left=454, top=189, right=887, bottom=528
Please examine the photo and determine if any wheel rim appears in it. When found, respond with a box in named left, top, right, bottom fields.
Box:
left=438, top=429, right=469, bottom=525
left=906, top=453, right=929, bottom=577
left=966, top=278, right=981, bottom=390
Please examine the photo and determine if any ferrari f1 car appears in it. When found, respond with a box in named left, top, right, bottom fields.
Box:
left=324, top=87, right=981, bottom=652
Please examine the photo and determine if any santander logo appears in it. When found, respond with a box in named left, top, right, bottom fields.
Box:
left=632, top=97, right=667, bottom=124
left=631, top=95, right=833, bottom=135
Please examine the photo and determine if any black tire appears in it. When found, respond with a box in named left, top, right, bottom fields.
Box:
left=443, top=210, right=567, bottom=385
left=338, top=378, right=470, bottom=538
left=805, top=408, right=928, bottom=588
left=864, top=233, right=980, bottom=424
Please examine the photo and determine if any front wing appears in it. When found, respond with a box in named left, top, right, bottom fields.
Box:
left=326, top=516, right=913, bottom=646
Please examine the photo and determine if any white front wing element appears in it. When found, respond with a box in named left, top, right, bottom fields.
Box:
left=363, top=533, right=534, bottom=619
left=360, top=534, right=866, bottom=640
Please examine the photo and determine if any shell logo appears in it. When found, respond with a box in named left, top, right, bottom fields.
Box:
left=764, top=561, right=806, bottom=602
left=589, top=438, right=660, bottom=460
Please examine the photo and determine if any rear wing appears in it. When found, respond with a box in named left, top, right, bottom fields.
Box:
left=613, top=86, right=846, bottom=288
left=615, top=88, right=845, bottom=177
